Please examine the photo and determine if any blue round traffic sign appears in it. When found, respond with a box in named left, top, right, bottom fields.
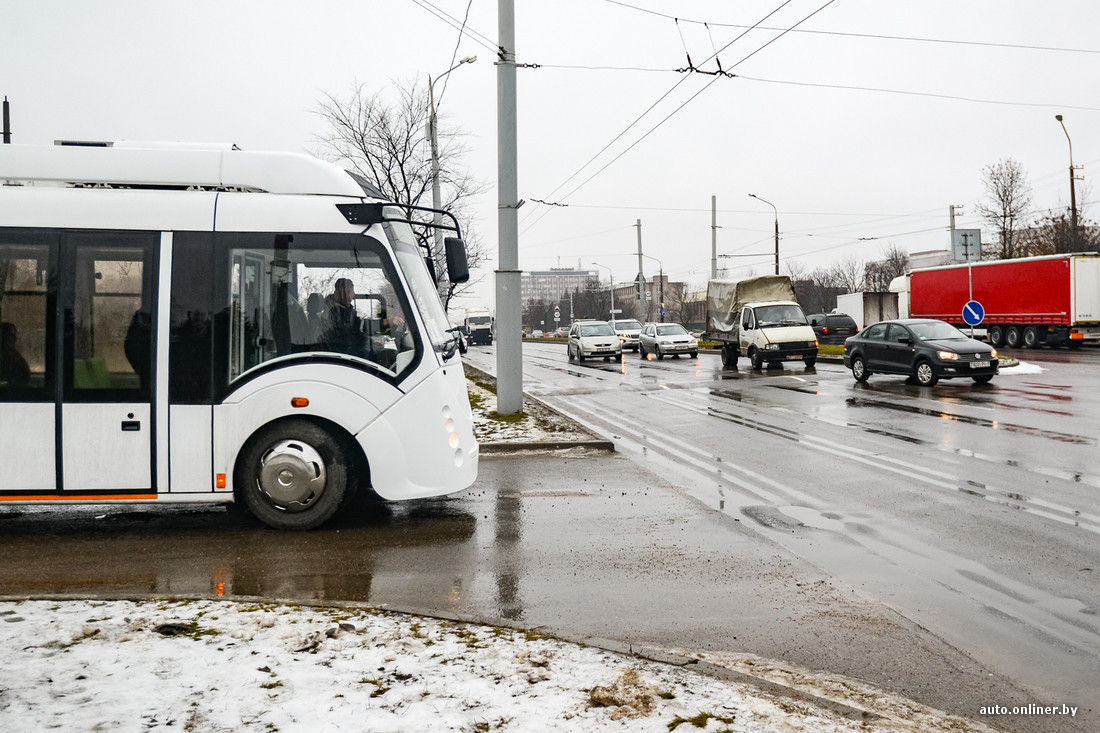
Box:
left=962, top=300, right=985, bottom=326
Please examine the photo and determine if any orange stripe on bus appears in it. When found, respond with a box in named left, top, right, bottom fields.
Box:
left=0, top=494, right=159, bottom=501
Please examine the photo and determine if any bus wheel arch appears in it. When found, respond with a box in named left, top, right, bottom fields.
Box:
left=234, top=417, right=363, bottom=530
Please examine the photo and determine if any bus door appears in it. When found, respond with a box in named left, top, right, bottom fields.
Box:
left=59, top=233, right=157, bottom=492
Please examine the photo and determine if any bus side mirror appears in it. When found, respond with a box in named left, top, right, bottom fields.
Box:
left=445, top=237, right=470, bottom=284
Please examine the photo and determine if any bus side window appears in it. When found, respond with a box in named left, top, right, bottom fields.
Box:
left=0, top=237, right=50, bottom=398
left=68, top=237, right=152, bottom=396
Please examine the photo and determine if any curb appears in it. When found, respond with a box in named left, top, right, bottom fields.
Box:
left=463, top=363, right=615, bottom=454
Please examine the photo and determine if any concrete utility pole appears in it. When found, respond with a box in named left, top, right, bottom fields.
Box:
left=2, top=97, right=10, bottom=144
left=635, top=219, right=644, bottom=304
left=710, top=195, right=717, bottom=280
left=495, top=0, right=522, bottom=415
left=949, top=204, right=962, bottom=252
left=1056, top=114, right=1080, bottom=248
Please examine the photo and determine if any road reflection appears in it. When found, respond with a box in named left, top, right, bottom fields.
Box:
left=0, top=499, right=478, bottom=605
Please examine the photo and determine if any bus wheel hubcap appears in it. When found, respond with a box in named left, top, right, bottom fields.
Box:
left=257, top=440, right=326, bottom=511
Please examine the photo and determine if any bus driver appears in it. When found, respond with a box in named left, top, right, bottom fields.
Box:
left=322, top=278, right=367, bottom=357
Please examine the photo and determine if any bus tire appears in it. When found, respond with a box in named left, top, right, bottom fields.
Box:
left=236, top=419, right=347, bottom=530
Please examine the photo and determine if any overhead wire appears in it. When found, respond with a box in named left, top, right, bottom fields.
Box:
left=407, top=0, right=498, bottom=54
left=519, top=0, right=805, bottom=235
left=603, top=0, right=1100, bottom=56
left=524, top=0, right=839, bottom=235
left=436, top=0, right=476, bottom=108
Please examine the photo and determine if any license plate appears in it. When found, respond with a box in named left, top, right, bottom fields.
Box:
left=970, top=360, right=991, bottom=369
left=785, top=354, right=802, bottom=360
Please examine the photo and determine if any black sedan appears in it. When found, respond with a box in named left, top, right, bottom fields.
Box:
left=843, top=319, right=998, bottom=386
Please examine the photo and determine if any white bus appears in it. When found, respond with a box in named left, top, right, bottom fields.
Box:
left=0, top=142, right=478, bottom=529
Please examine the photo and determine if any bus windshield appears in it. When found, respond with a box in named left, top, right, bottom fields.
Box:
left=383, top=215, right=457, bottom=359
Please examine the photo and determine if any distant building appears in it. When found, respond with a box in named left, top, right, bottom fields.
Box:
left=521, top=267, right=598, bottom=305
left=909, top=249, right=953, bottom=270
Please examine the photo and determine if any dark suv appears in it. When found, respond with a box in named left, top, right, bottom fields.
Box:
left=807, top=312, right=858, bottom=345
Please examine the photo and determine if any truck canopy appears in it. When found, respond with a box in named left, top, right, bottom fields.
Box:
left=706, top=275, right=797, bottom=335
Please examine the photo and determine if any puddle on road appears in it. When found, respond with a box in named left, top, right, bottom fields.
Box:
left=844, top=396, right=1094, bottom=445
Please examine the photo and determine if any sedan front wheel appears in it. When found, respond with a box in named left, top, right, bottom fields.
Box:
left=914, top=360, right=938, bottom=386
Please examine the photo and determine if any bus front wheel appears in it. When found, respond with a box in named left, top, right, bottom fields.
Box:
left=236, top=419, right=347, bottom=530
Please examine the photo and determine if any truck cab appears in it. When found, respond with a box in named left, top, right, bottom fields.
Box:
left=737, top=301, right=818, bottom=369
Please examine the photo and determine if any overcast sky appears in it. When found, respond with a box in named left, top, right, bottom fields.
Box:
left=5, top=0, right=1099, bottom=308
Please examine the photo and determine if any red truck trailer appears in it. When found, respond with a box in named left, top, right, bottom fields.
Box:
left=906, top=253, right=1100, bottom=348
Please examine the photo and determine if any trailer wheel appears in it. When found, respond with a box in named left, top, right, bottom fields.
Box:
left=1005, top=326, right=1022, bottom=349
left=235, top=419, right=347, bottom=530
left=989, top=326, right=1004, bottom=347
left=1022, top=326, right=1041, bottom=349
left=721, top=344, right=738, bottom=369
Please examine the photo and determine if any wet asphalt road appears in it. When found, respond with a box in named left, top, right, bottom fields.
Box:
left=1, top=343, right=1098, bottom=733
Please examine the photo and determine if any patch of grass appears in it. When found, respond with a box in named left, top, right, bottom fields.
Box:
left=667, top=712, right=734, bottom=730
left=259, top=680, right=283, bottom=690
left=817, top=344, right=844, bottom=356
left=658, top=690, right=676, bottom=700
left=467, top=392, right=486, bottom=410
left=487, top=410, right=527, bottom=425
left=153, top=621, right=221, bottom=641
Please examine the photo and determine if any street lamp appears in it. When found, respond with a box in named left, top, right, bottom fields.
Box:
left=1055, top=114, right=1079, bottom=248
left=428, top=55, right=477, bottom=260
left=592, top=262, right=614, bottom=319
left=748, top=193, right=780, bottom=275
left=639, top=253, right=664, bottom=320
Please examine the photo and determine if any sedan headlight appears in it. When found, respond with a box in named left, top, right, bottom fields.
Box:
left=937, top=350, right=959, bottom=360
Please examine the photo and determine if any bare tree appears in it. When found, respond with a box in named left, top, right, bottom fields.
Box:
left=1020, top=212, right=1100, bottom=255
left=792, top=266, right=844, bottom=314
left=830, top=254, right=866, bottom=294
left=978, top=158, right=1033, bottom=260
left=315, top=80, right=490, bottom=310
left=864, top=244, right=909, bottom=291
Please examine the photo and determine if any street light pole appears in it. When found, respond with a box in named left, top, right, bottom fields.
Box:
left=428, top=55, right=476, bottom=261
left=748, top=193, right=779, bottom=275
left=640, top=253, right=663, bottom=320
left=1055, top=114, right=1079, bottom=248
left=592, top=262, right=614, bottom=319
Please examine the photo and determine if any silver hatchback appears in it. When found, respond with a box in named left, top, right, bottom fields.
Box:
left=567, top=320, right=623, bottom=363
left=639, top=322, right=698, bottom=359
